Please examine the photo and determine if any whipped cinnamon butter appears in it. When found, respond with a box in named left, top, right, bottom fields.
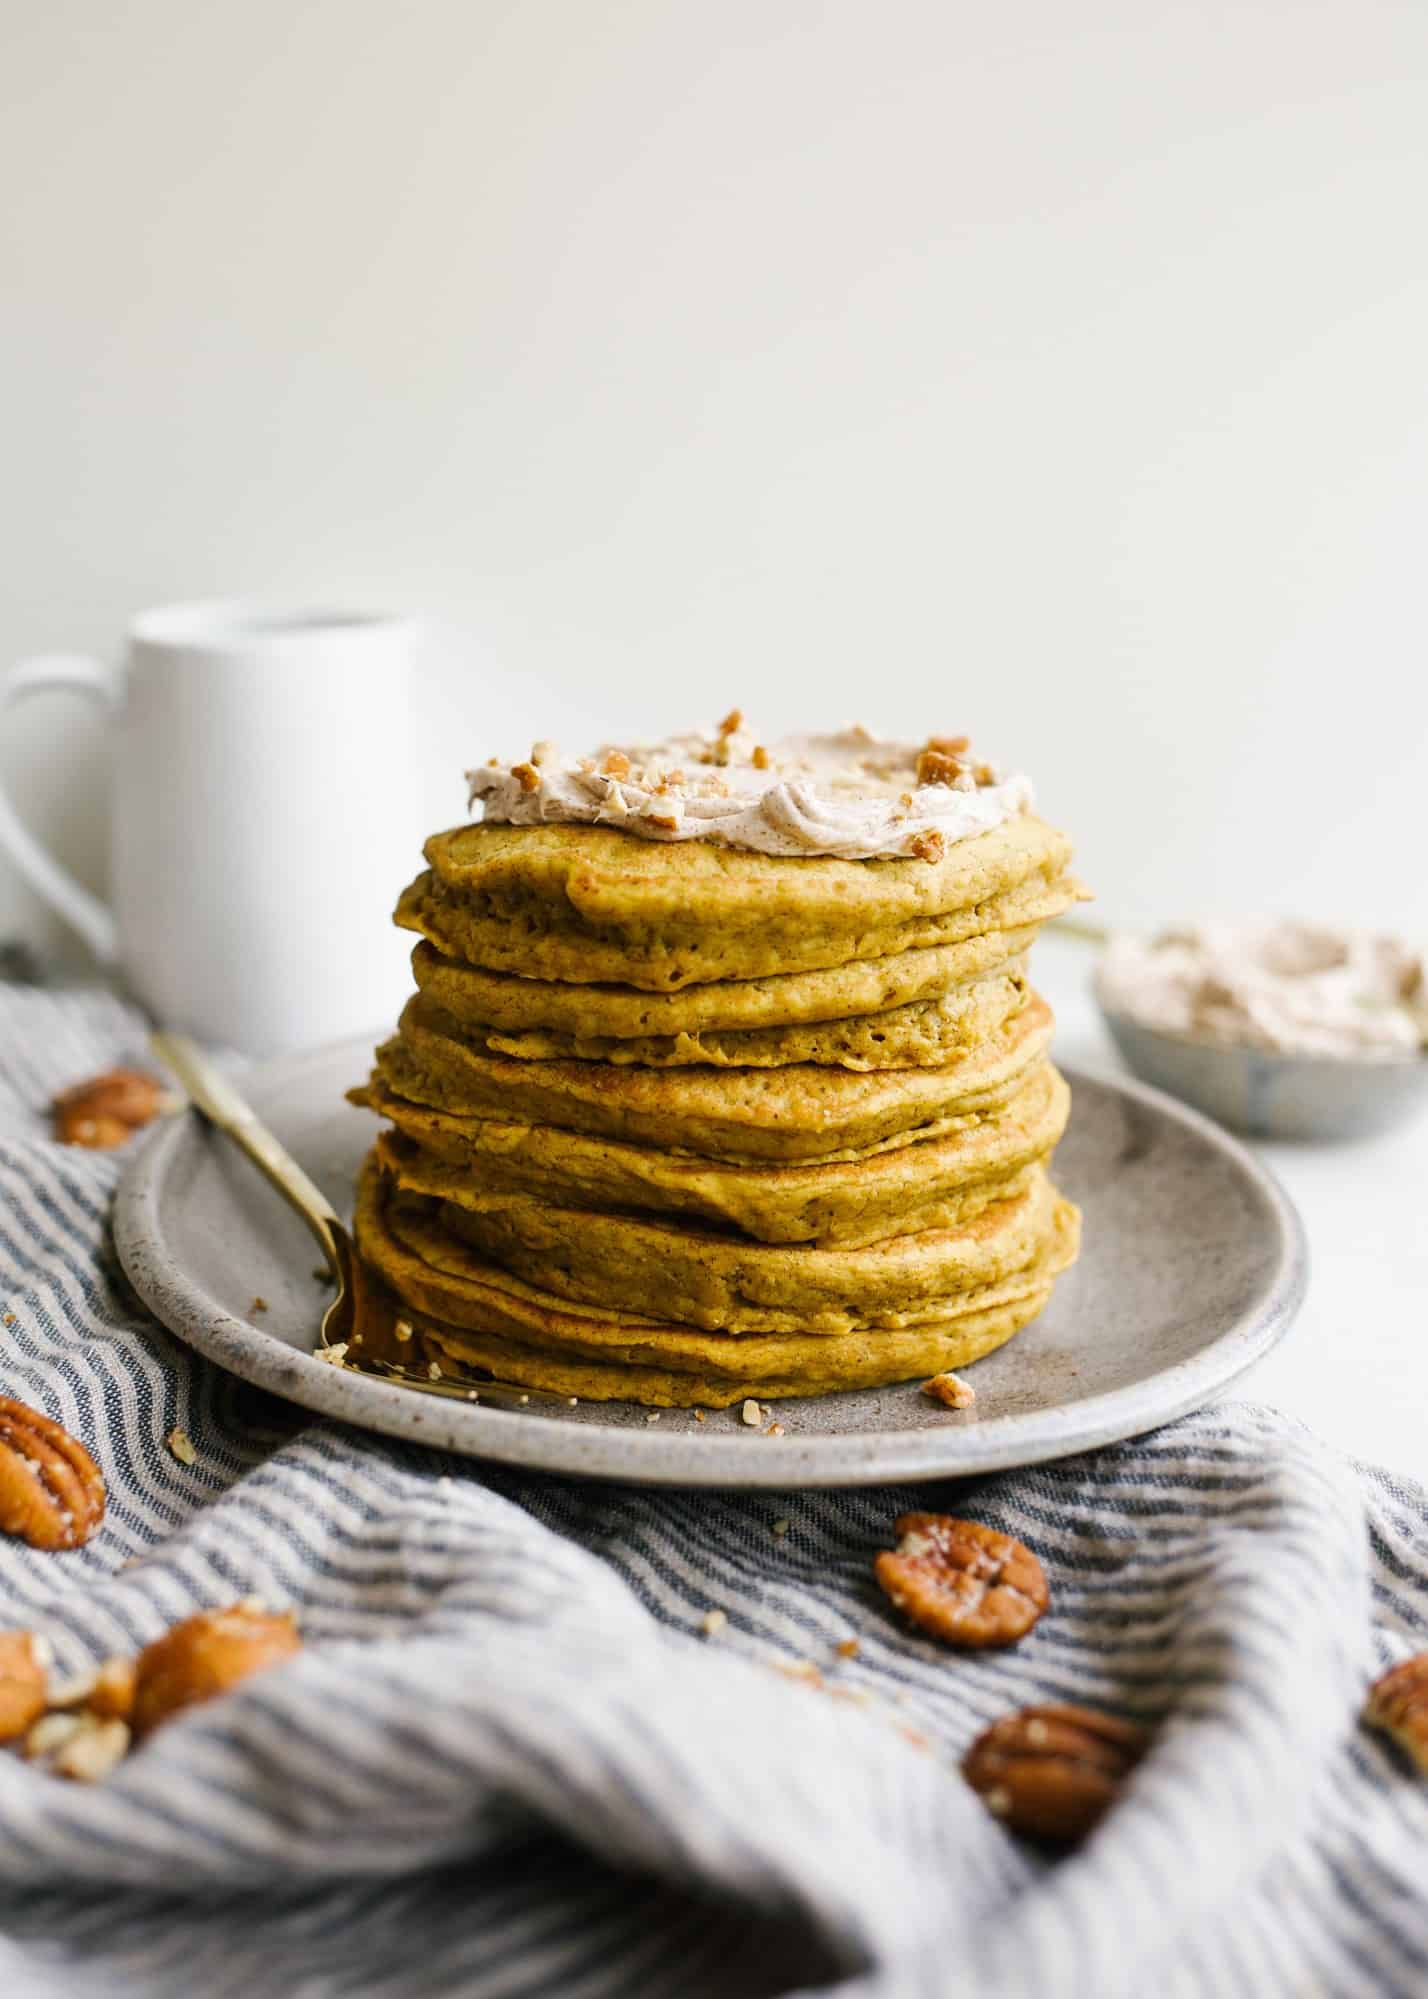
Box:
left=1098, top=923, right=1428, bottom=1061
left=467, top=718, right=1033, bottom=862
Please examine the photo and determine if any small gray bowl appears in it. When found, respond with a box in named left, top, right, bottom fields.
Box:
left=1099, top=1005, right=1428, bottom=1142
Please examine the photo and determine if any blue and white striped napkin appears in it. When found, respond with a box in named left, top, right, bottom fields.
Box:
left=1, top=981, right=1426, bottom=1999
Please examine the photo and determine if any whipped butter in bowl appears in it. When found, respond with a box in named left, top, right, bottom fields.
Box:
left=1095, top=922, right=1428, bottom=1141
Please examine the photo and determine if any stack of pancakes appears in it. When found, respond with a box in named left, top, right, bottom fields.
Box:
left=351, top=778, right=1085, bottom=1408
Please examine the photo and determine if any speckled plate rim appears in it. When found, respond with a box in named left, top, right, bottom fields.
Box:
left=113, top=1045, right=1308, bottom=1489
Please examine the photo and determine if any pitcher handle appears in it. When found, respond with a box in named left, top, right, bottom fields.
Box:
left=0, top=655, right=121, bottom=963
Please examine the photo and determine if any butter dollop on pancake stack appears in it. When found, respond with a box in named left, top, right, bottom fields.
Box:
left=350, top=718, right=1087, bottom=1408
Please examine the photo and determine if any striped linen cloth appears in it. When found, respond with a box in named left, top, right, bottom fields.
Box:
left=1, top=981, right=1426, bottom=1999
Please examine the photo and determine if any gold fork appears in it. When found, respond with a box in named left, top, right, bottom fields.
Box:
left=148, top=1033, right=559, bottom=1406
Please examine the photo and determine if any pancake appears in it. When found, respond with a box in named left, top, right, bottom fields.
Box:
left=408, top=929, right=1037, bottom=1040
left=353, top=1156, right=1081, bottom=1404
left=433, top=967, right=1031, bottom=1071
left=426, top=811, right=1072, bottom=935
left=421, top=1294, right=1052, bottom=1406
left=392, top=851, right=1080, bottom=991
left=362, top=1060, right=1071, bottom=1248
left=368, top=992, right=1056, bottom=1163
left=367, top=1159, right=1078, bottom=1352
left=382, top=1161, right=1057, bottom=1334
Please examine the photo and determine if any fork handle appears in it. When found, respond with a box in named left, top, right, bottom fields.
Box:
left=149, top=1032, right=341, bottom=1267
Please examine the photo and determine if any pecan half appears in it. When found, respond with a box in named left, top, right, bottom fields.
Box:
left=1364, top=1653, right=1428, bottom=1774
left=963, top=1703, right=1150, bottom=1845
left=874, top=1513, right=1048, bottom=1648
left=0, top=1631, right=51, bottom=1741
left=0, top=1397, right=106, bottom=1549
left=131, top=1603, right=301, bottom=1737
left=53, top=1069, right=165, bottom=1148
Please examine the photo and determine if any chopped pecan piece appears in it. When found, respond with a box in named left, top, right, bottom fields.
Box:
left=52, top=1716, right=131, bottom=1783
left=131, top=1603, right=301, bottom=1737
left=921, top=1370, right=975, bottom=1409
left=963, top=1703, right=1150, bottom=1845
left=0, top=1631, right=51, bottom=1741
left=1364, top=1653, right=1428, bottom=1774
left=915, top=748, right=964, bottom=787
left=908, top=829, right=945, bottom=864
left=166, top=1426, right=197, bottom=1465
left=50, top=1654, right=137, bottom=1724
left=510, top=762, right=541, bottom=793
left=53, top=1069, right=166, bottom=1148
left=874, top=1513, right=1048, bottom=1648
left=601, top=750, right=632, bottom=779
left=926, top=735, right=970, bottom=756
left=0, top=1397, right=106, bottom=1549
left=25, top=1711, right=85, bottom=1761
left=751, top=744, right=771, bottom=770
left=717, top=708, right=743, bottom=736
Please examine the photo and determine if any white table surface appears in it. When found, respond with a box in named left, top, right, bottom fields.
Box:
left=1038, top=934, right=1427, bottom=1484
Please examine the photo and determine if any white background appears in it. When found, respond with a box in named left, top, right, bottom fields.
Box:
left=2, top=0, right=1426, bottom=962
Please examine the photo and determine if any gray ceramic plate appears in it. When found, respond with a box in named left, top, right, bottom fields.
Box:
left=114, top=1039, right=1307, bottom=1489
